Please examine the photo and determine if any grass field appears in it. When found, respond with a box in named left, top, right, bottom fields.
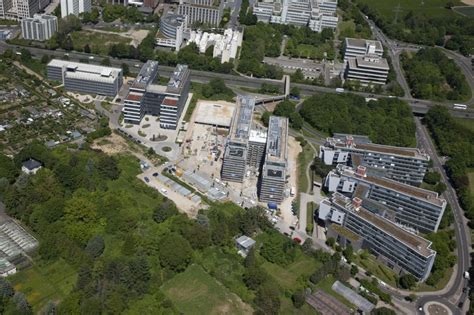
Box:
left=453, top=6, right=474, bottom=17
left=70, top=30, right=132, bottom=55
left=353, top=253, right=398, bottom=287
left=455, top=118, right=474, bottom=133
left=161, top=264, right=253, bottom=315
left=297, top=143, right=316, bottom=196
left=356, top=0, right=462, bottom=19
left=9, top=259, right=77, bottom=312
left=261, top=251, right=321, bottom=290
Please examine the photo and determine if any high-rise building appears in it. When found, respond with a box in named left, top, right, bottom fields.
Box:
left=61, top=0, right=91, bottom=17
left=319, top=193, right=436, bottom=281
left=177, top=0, right=223, bottom=27
left=247, top=128, right=267, bottom=169
left=258, top=116, right=288, bottom=203
left=324, top=164, right=447, bottom=233
left=0, top=0, right=43, bottom=20
left=156, top=13, right=187, bottom=51
left=319, top=134, right=430, bottom=185
left=21, top=14, right=57, bottom=41
left=221, top=96, right=255, bottom=183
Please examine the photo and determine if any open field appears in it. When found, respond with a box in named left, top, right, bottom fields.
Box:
left=453, top=5, right=474, bottom=16
left=353, top=253, right=398, bottom=287
left=9, top=259, right=77, bottom=312
left=356, top=0, right=462, bottom=19
left=161, top=264, right=253, bottom=315
left=454, top=118, right=474, bottom=133
left=70, top=30, right=132, bottom=55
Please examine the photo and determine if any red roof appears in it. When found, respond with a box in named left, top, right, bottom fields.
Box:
left=162, top=97, right=178, bottom=106
left=126, top=93, right=142, bottom=101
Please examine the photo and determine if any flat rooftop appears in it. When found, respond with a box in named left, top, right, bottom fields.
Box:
left=194, top=100, right=235, bottom=128
left=345, top=37, right=383, bottom=51
left=132, top=60, right=159, bottom=90
left=348, top=55, right=389, bottom=70
left=332, top=194, right=434, bottom=257
left=229, top=96, right=255, bottom=142
left=161, top=14, right=187, bottom=27
left=166, top=64, right=190, bottom=95
left=48, top=59, right=122, bottom=80
left=265, top=115, right=288, bottom=163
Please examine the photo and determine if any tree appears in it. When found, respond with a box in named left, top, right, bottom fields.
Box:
left=153, top=198, right=178, bottom=223
left=291, top=290, right=305, bottom=308
left=399, top=273, right=417, bottom=289
left=12, top=292, right=32, bottom=315
left=243, top=266, right=268, bottom=290
left=290, top=86, right=300, bottom=97
left=255, top=284, right=280, bottom=315
left=122, top=63, right=130, bottom=76
left=63, top=193, right=101, bottom=245
left=83, top=44, right=91, bottom=53
left=63, top=36, right=74, bottom=51
left=40, top=55, right=50, bottom=64
left=157, top=233, right=193, bottom=272
left=350, top=264, right=359, bottom=276
left=85, top=235, right=105, bottom=258
left=261, top=111, right=271, bottom=127
left=342, top=244, right=354, bottom=263
left=101, top=57, right=111, bottom=66
left=326, top=237, right=335, bottom=248
left=371, top=307, right=397, bottom=315
left=424, top=171, right=441, bottom=185
left=20, top=48, right=31, bottom=62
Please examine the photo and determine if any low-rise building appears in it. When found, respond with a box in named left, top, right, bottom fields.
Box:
left=319, top=193, right=436, bottom=281
left=47, top=60, right=123, bottom=97
left=21, top=158, right=42, bottom=174
left=343, top=38, right=383, bottom=62
left=235, top=235, right=256, bottom=257
left=319, top=134, right=430, bottom=185
left=344, top=54, right=389, bottom=85
left=21, top=14, right=57, bottom=41
left=324, top=165, right=446, bottom=233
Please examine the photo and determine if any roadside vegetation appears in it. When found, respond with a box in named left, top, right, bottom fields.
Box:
left=299, top=94, right=416, bottom=146
left=401, top=48, right=471, bottom=101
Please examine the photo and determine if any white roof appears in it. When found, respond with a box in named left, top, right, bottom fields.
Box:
left=236, top=235, right=256, bottom=249
left=48, top=59, right=122, bottom=80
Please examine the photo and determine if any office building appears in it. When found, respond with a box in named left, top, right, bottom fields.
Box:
left=47, top=60, right=123, bottom=97
left=0, top=0, right=42, bottom=20
left=324, top=165, right=447, bottom=233
left=123, top=62, right=190, bottom=129
left=156, top=13, right=187, bottom=51
left=21, top=14, right=57, bottom=41
left=345, top=54, right=389, bottom=85
left=61, top=0, right=91, bottom=17
left=343, top=38, right=383, bottom=62
left=319, top=193, right=436, bottom=281
left=221, top=96, right=255, bottom=183
left=319, top=134, right=430, bottom=185
left=258, top=116, right=288, bottom=203
left=177, top=0, right=223, bottom=27
left=253, top=0, right=338, bottom=32
left=247, top=128, right=267, bottom=169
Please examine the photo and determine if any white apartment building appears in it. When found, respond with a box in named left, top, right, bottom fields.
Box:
left=61, top=0, right=91, bottom=17
left=188, top=28, right=243, bottom=63
left=0, top=0, right=43, bottom=20
left=253, top=0, right=338, bottom=32
left=21, top=13, right=57, bottom=41
left=344, top=37, right=383, bottom=62
left=344, top=54, right=389, bottom=85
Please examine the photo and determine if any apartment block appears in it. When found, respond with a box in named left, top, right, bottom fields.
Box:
left=345, top=54, right=389, bottom=85
left=177, top=0, right=223, bottom=27
left=47, top=60, right=123, bottom=97
left=319, top=193, right=436, bottom=281
left=320, top=134, right=429, bottom=185
left=0, top=0, right=42, bottom=20
left=221, top=96, right=255, bottom=183
left=343, top=38, right=383, bottom=62
left=258, top=116, right=288, bottom=203
left=61, top=0, right=91, bottom=17
left=21, top=14, right=57, bottom=41
left=253, top=0, right=338, bottom=32
left=324, top=165, right=446, bottom=233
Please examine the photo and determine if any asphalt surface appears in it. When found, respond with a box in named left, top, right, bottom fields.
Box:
left=415, top=118, right=471, bottom=315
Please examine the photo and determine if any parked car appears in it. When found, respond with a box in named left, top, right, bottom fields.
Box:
left=144, top=177, right=149, bottom=183
left=152, top=172, right=159, bottom=177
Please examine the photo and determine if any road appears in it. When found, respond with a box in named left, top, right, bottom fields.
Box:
left=415, top=118, right=471, bottom=314
left=1, top=41, right=474, bottom=119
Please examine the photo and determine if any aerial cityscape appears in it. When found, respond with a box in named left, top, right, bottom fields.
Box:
left=0, top=0, right=472, bottom=313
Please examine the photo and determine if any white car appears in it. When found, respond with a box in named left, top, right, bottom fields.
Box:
left=88, top=56, right=94, bottom=60
left=160, top=188, right=168, bottom=195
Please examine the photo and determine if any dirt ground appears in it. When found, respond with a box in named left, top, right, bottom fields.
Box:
left=83, top=27, right=150, bottom=47
left=461, top=0, right=474, bottom=5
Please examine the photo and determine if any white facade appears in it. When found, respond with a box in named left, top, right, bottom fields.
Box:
left=61, top=0, right=91, bottom=17
left=345, top=54, right=389, bottom=85
left=21, top=13, right=57, bottom=41
left=187, top=28, right=243, bottom=63
left=0, top=0, right=43, bottom=20
left=344, top=38, right=383, bottom=62
left=253, top=0, right=338, bottom=32
left=177, top=0, right=222, bottom=27
left=156, top=13, right=187, bottom=51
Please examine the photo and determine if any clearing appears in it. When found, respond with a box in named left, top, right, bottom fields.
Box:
left=355, top=0, right=462, bottom=19
left=70, top=30, right=133, bottom=55
left=161, top=264, right=253, bottom=315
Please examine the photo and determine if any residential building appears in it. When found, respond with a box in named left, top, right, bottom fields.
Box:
left=123, top=62, right=190, bottom=129
left=60, top=0, right=91, bottom=17
left=21, top=158, right=42, bottom=174
left=221, top=96, right=255, bottom=183
left=324, top=164, right=447, bottom=233
left=21, top=14, right=57, bottom=41
left=319, top=193, right=436, bottom=281
left=187, top=28, right=243, bottom=63
left=344, top=54, right=389, bottom=85
left=258, top=116, right=288, bottom=203
left=253, top=0, right=338, bottom=32
left=0, top=0, right=42, bottom=20
left=177, top=0, right=223, bottom=27
left=47, top=60, right=123, bottom=96
left=156, top=13, right=187, bottom=51
left=235, top=235, right=256, bottom=257
left=343, top=38, right=383, bottom=62
left=319, top=134, right=430, bottom=185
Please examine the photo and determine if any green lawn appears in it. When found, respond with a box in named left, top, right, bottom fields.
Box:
left=356, top=0, right=461, bottom=19
left=453, top=6, right=474, bottom=17
left=279, top=295, right=317, bottom=315
left=314, top=274, right=354, bottom=308
left=161, top=264, right=253, bottom=315
left=261, top=251, right=321, bottom=290
left=297, top=143, right=316, bottom=195
left=353, top=254, right=398, bottom=287
left=455, top=118, right=474, bottom=133
left=9, top=259, right=77, bottom=312
left=292, top=43, right=333, bottom=60
left=70, top=30, right=132, bottom=55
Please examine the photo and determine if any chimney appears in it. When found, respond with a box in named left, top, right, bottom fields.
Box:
left=355, top=165, right=367, bottom=177
left=352, top=197, right=362, bottom=210
left=346, top=135, right=354, bottom=147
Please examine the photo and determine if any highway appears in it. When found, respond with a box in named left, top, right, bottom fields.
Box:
left=415, top=118, right=471, bottom=315
left=1, top=41, right=473, bottom=119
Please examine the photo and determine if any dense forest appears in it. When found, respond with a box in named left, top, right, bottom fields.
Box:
left=299, top=94, right=416, bottom=146
left=401, top=48, right=471, bottom=101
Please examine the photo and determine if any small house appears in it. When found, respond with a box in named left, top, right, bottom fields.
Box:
left=21, top=159, right=42, bottom=175
left=235, top=235, right=256, bottom=257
